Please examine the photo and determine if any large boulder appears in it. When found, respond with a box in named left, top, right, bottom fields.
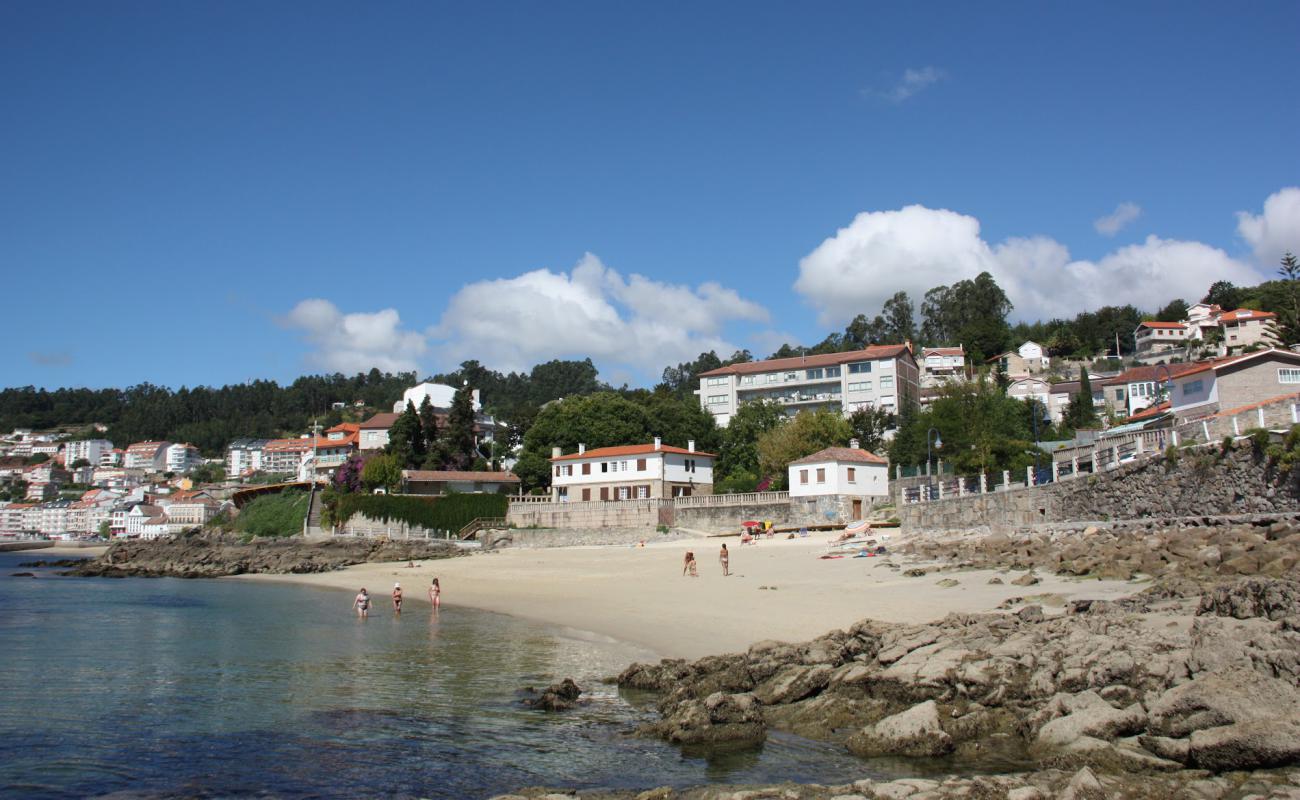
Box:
left=1189, top=719, right=1300, bottom=771
left=752, top=663, right=832, bottom=705
left=1197, top=577, right=1300, bottom=620
left=648, top=691, right=766, bottom=747
left=1032, top=692, right=1147, bottom=750
left=846, top=699, right=953, bottom=758
left=1148, top=669, right=1299, bottom=738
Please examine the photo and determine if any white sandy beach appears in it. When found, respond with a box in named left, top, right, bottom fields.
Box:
left=238, top=533, right=1140, bottom=660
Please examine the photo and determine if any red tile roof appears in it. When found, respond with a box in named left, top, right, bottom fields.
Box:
left=1137, top=321, right=1187, bottom=330
left=402, top=470, right=520, bottom=483
left=788, top=446, right=888, bottom=466
left=551, top=444, right=716, bottom=461
left=326, top=423, right=360, bottom=434
left=359, top=413, right=400, bottom=430
left=697, top=345, right=912, bottom=378
left=1175, top=348, right=1300, bottom=379
left=1218, top=308, right=1277, bottom=323
left=1125, top=401, right=1170, bottom=423
left=923, top=347, right=965, bottom=357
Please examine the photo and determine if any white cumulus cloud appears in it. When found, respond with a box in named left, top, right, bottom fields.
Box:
left=795, top=202, right=1269, bottom=326
left=1237, top=187, right=1300, bottom=266
left=1094, top=202, right=1142, bottom=237
left=284, top=299, right=427, bottom=373
left=430, top=253, right=770, bottom=375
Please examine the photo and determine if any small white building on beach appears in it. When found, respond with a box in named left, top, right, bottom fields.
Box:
left=787, top=441, right=889, bottom=519
left=549, top=438, right=714, bottom=501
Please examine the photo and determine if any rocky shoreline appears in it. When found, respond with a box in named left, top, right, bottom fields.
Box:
left=497, top=520, right=1300, bottom=800
left=68, top=532, right=465, bottom=578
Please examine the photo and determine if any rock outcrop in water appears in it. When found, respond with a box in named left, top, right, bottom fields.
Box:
left=70, top=532, right=465, bottom=578
left=521, top=678, right=585, bottom=711
left=593, top=522, right=1300, bottom=799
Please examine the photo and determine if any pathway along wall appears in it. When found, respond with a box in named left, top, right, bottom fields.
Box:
left=900, top=443, right=1300, bottom=533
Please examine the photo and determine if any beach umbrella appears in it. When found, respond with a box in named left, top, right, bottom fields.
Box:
left=741, top=520, right=760, bottom=527
left=843, top=519, right=872, bottom=536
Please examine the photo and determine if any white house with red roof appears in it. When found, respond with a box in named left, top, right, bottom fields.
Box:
left=549, top=438, right=714, bottom=502
left=695, top=345, right=920, bottom=427
left=787, top=441, right=890, bottom=506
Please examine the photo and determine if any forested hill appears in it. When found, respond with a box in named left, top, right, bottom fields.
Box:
left=0, top=371, right=415, bottom=456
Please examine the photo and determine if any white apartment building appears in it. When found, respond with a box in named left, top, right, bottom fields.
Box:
left=225, top=439, right=270, bottom=479
left=125, top=504, right=165, bottom=537
left=165, top=443, right=203, bottom=474
left=0, top=503, right=36, bottom=535
left=124, top=441, right=171, bottom=471
left=64, top=439, right=114, bottom=468
left=550, top=439, right=713, bottom=501
left=392, top=382, right=481, bottom=414
left=261, top=438, right=313, bottom=474
left=695, top=345, right=920, bottom=426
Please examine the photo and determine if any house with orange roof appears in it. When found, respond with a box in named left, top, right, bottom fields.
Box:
left=695, top=344, right=919, bottom=427
left=1217, top=308, right=1282, bottom=352
left=549, top=438, right=713, bottom=501
left=1166, top=349, right=1300, bottom=420
left=787, top=440, right=890, bottom=518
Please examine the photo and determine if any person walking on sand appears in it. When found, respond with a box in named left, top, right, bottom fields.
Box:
left=428, top=577, right=441, bottom=610
left=392, top=582, right=403, bottom=614
left=682, top=550, right=698, bottom=577
left=354, top=588, right=370, bottom=618
left=719, top=543, right=730, bottom=576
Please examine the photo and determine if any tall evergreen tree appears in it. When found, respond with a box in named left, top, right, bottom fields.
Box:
left=1065, top=367, right=1100, bottom=429
left=444, top=384, right=479, bottom=470
left=386, top=401, right=425, bottom=469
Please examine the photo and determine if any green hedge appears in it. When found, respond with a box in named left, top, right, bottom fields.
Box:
left=335, top=493, right=508, bottom=532
left=236, top=489, right=309, bottom=540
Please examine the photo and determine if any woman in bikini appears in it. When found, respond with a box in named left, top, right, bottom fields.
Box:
left=428, top=577, right=441, bottom=610
left=392, top=582, right=403, bottom=614
left=719, top=543, right=730, bottom=576
left=682, top=550, right=698, bottom=577
left=354, top=588, right=370, bottom=618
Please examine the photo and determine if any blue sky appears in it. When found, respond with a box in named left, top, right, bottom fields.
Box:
left=4, top=1, right=1298, bottom=390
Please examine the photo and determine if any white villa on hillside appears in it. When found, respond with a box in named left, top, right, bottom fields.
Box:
left=550, top=438, right=713, bottom=501
left=694, top=345, right=919, bottom=426
left=392, top=382, right=481, bottom=414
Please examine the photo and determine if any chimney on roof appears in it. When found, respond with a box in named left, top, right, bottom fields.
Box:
left=850, top=438, right=860, bottom=450
left=654, top=436, right=661, bottom=451
left=551, top=446, right=561, bottom=459
left=688, top=439, right=695, bottom=453
left=578, top=443, right=585, bottom=455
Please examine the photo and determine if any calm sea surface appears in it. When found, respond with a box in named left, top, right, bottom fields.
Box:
left=0, top=551, right=881, bottom=799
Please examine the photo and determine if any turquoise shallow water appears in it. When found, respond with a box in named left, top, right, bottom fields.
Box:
left=0, top=552, right=880, bottom=799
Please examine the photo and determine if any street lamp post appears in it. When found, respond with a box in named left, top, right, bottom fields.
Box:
left=926, top=427, right=943, bottom=500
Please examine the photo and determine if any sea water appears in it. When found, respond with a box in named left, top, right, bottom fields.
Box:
left=0, top=552, right=876, bottom=799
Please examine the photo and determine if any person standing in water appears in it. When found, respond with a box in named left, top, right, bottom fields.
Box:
left=392, top=582, right=403, bottom=614
left=354, top=588, right=370, bottom=618
left=719, top=543, right=730, bottom=576
left=428, top=577, right=441, bottom=610
left=682, top=551, right=698, bottom=577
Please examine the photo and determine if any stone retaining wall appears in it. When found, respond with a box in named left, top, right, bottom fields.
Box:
left=900, top=444, right=1300, bottom=534
left=509, top=495, right=890, bottom=534
left=481, top=526, right=689, bottom=549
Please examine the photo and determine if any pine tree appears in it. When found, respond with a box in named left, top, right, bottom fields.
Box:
left=417, top=396, right=439, bottom=453
left=1065, top=367, right=1100, bottom=429
left=444, top=384, right=479, bottom=470
left=386, top=401, right=425, bottom=469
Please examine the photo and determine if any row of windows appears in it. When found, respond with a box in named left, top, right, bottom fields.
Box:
left=797, top=466, right=859, bottom=484
left=736, top=362, right=888, bottom=385
left=1281, top=369, right=1300, bottom=384
left=555, top=458, right=651, bottom=477
left=706, top=394, right=728, bottom=405
left=559, top=485, right=652, bottom=501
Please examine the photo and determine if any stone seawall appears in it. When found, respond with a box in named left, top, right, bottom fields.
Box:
left=900, top=443, right=1300, bottom=534
left=482, top=526, right=690, bottom=548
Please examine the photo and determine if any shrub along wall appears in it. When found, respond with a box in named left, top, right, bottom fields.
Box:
left=334, top=493, right=507, bottom=532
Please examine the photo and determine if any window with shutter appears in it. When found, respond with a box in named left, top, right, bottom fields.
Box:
left=600, top=487, right=609, bottom=501
left=636, top=458, right=646, bottom=471
left=800, top=469, right=808, bottom=485
left=847, top=467, right=856, bottom=483
left=816, top=468, right=826, bottom=483
left=582, top=462, right=591, bottom=475
left=582, top=488, right=591, bottom=501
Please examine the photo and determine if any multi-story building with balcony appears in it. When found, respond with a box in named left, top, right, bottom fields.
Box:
left=694, top=345, right=919, bottom=426
left=64, top=439, right=114, bottom=468
left=1133, top=321, right=1189, bottom=363
left=124, top=441, right=171, bottom=472
left=920, top=346, right=967, bottom=389
left=164, top=443, right=203, bottom=474
left=225, top=438, right=270, bottom=479
left=1219, top=309, right=1282, bottom=352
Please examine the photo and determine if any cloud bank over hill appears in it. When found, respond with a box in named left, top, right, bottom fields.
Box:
left=286, top=188, right=1300, bottom=381
left=794, top=188, right=1298, bottom=327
